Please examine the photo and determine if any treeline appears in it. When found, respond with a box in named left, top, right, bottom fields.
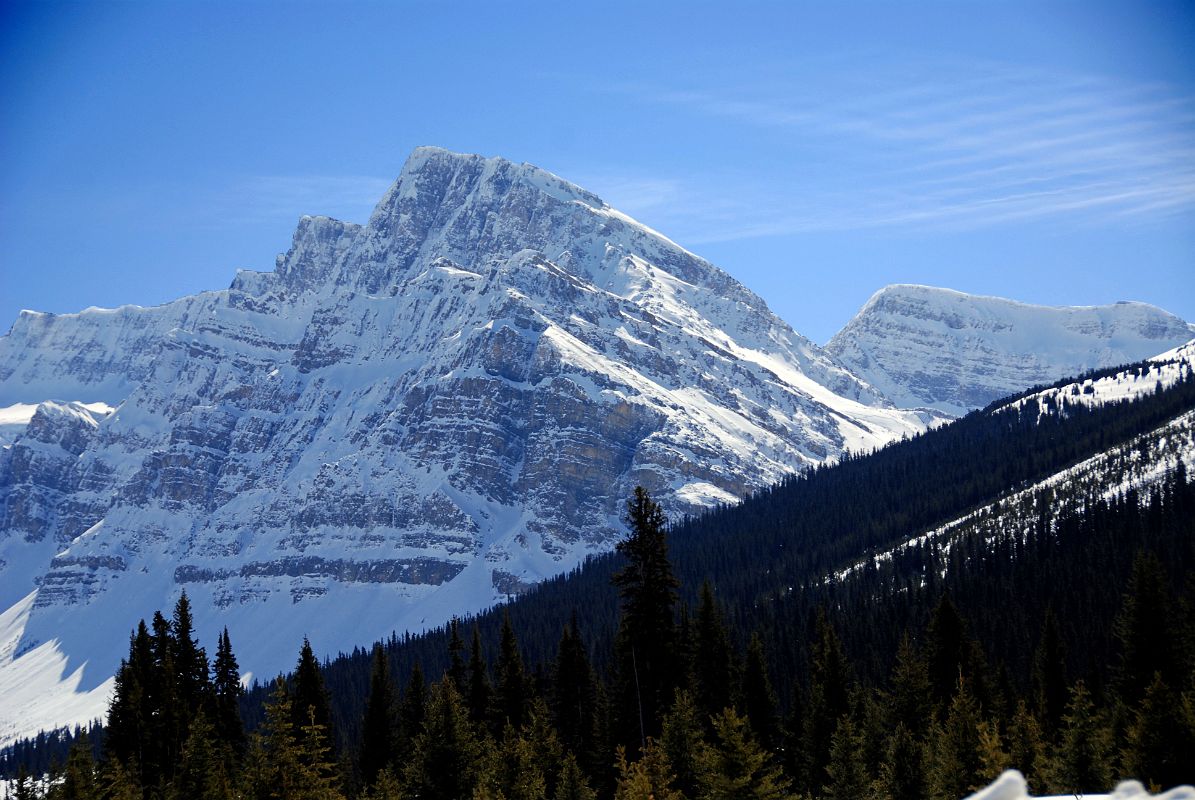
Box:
left=6, top=481, right=1195, bottom=799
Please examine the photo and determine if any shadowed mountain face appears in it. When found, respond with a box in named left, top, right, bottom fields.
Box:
left=0, top=148, right=933, bottom=744
left=827, top=284, right=1195, bottom=415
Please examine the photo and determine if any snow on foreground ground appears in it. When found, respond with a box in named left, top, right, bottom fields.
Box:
left=967, top=770, right=1195, bottom=800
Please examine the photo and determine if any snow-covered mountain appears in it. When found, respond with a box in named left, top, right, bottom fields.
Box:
left=826, top=284, right=1195, bottom=415
left=0, top=147, right=934, bottom=745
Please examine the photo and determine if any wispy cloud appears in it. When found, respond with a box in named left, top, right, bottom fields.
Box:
left=601, top=61, right=1195, bottom=240
left=217, top=175, right=394, bottom=226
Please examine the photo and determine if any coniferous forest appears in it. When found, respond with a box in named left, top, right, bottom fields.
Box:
left=3, top=361, right=1195, bottom=799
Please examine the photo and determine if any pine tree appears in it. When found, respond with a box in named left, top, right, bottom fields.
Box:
left=170, top=709, right=235, bottom=800
left=551, top=616, right=601, bottom=777
left=484, top=724, right=547, bottom=800
left=172, top=591, right=210, bottom=723
left=1122, top=672, right=1195, bottom=791
left=801, top=610, right=851, bottom=792
left=244, top=678, right=344, bottom=800
left=612, top=487, right=680, bottom=753
left=1030, top=607, right=1067, bottom=737
left=1045, top=680, right=1112, bottom=794
left=1005, top=700, right=1046, bottom=793
left=876, top=723, right=925, bottom=800
left=404, top=679, right=484, bottom=800
left=494, top=611, right=531, bottom=730
left=555, top=753, right=598, bottom=800
left=925, top=679, right=984, bottom=800
left=150, top=610, right=181, bottom=785
left=888, top=634, right=932, bottom=735
left=1114, top=552, right=1181, bottom=705
left=446, top=618, right=467, bottom=694
left=359, top=644, right=397, bottom=788
left=612, top=743, right=681, bottom=800
left=210, top=628, right=245, bottom=759
left=467, top=625, right=493, bottom=727
left=52, top=732, right=99, bottom=800
left=741, top=633, right=780, bottom=752
left=396, top=661, right=427, bottom=765
left=696, top=707, right=791, bottom=800
left=822, top=716, right=868, bottom=800
left=292, top=638, right=337, bottom=759
left=692, top=581, right=737, bottom=722
left=660, top=690, right=705, bottom=799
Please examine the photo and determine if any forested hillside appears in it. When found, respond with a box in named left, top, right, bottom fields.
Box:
left=4, top=356, right=1193, bottom=798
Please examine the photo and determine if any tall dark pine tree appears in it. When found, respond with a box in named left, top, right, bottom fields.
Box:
left=446, top=618, right=467, bottom=694
left=359, top=644, right=397, bottom=788
left=149, top=610, right=181, bottom=785
left=292, top=638, right=337, bottom=758
left=801, top=610, right=851, bottom=793
left=692, top=581, right=737, bottom=722
left=1031, top=607, right=1067, bottom=737
left=1113, top=551, right=1181, bottom=705
left=467, top=625, right=493, bottom=727
left=398, top=661, right=428, bottom=763
left=611, top=486, right=680, bottom=752
left=171, top=591, right=210, bottom=722
left=742, top=632, right=780, bottom=751
left=106, top=621, right=154, bottom=773
left=551, top=615, right=601, bottom=776
left=494, top=611, right=531, bottom=730
left=211, top=627, right=245, bottom=758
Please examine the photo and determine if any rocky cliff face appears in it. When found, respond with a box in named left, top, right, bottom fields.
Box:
left=0, top=148, right=932, bottom=744
left=826, top=284, right=1195, bottom=415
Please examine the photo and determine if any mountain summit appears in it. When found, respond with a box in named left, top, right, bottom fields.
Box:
left=0, top=149, right=931, bottom=744
left=827, top=284, right=1195, bottom=415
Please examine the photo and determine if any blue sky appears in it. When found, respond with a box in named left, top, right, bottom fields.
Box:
left=2, top=0, right=1193, bottom=343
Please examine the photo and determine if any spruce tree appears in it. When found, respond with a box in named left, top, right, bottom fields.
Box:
left=697, top=707, right=791, bottom=800
left=822, top=716, right=868, bottom=800
left=292, top=638, right=337, bottom=758
left=888, top=634, right=932, bottom=735
left=660, top=690, right=705, bottom=799
left=446, top=618, right=467, bottom=694
left=741, top=633, right=780, bottom=751
left=404, top=679, right=484, bottom=800
left=555, top=753, right=598, bottom=800
left=171, top=591, right=210, bottom=723
left=397, top=662, right=427, bottom=764
left=359, top=644, right=397, bottom=788
left=925, top=678, right=984, bottom=800
left=1114, top=552, right=1181, bottom=705
left=1005, top=700, right=1046, bottom=792
left=210, top=628, right=245, bottom=759
left=801, top=610, right=851, bottom=792
left=467, top=625, right=493, bottom=727
left=494, top=611, right=531, bottom=730
left=551, top=616, right=601, bottom=776
left=53, top=732, right=99, bottom=800
left=692, top=581, right=737, bottom=723
left=876, top=723, right=925, bottom=800
left=1031, top=607, right=1067, bottom=737
left=170, top=710, right=235, bottom=800
left=1122, top=672, right=1195, bottom=791
left=1045, top=680, right=1112, bottom=794
left=611, top=487, right=680, bottom=752
left=612, top=743, right=681, bottom=800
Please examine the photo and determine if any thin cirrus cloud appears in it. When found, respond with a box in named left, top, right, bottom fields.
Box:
left=604, top=61, right=1195, bottom=242
left=219, top=175, right=394, bottom=226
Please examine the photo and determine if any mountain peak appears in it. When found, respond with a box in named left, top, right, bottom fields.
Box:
left=828, top=285, right=1194, bottom=414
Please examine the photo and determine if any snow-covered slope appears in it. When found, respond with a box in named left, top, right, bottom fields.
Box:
left=826, top=284, right=1195, bottom=415
left=0, top=147, right=933, bottom=746
left=833, top=345, right=1195, bottom=587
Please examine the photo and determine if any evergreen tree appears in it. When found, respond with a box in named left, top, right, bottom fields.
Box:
left=1114, top=552, right=1181, bottom=705
left=551, top=616, right=601, bottom=777
left=150, top=610, right=181, bottom=786
left=51, top=732, right=98, bottom=800
left=1005, top=700, right=1046, bottom=793
left=696, top=707, right=791, bottom=800
left=494, top=611, right=531, bottom=730
left=612, top=743, right=681, bottom=800
left=876, top=723, right=925, bottom=800
left=397, top=662, right=427, bottom=764
left=485, top=724, right=546, bottom=800
left=446, top=618, right=467, bottom=694
left=660, top=690, right=705, bottom=799
left=612, top=487, right=680, bottom=752
left=692, top=581, right=737, bottom=723
left=292, top=638, right=337, bottom=759
left=801, top=610, right=851, bottom=792
left=822, top=716, right=868, bottom=800
left=555, top=753, right=598, bottom=800
left=404, top=679, right=484, bottom=800
left=244, top=678, right=344, bottom=800
left=887, top=634, right=931, bottom=736
left=467, top=625, right=493, bottom=727
left=359, top=644, right=397, bottom=788
left=1122, top=672, right=1195, bottom=791
left=210, top=628, right=245, bottom=759
left=170, top=710, right=235, bottom=800
left=1030, top=607, right=1067, bottom=737
left=171, top=591, right=210, bottom=723
left=1045, top=680, right=1112, bottom=794
left=925, top=679, right=984, bottom=800
left=926, top=595, right=978, bottom=711
left=741, top=633, right=780, bottom=751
